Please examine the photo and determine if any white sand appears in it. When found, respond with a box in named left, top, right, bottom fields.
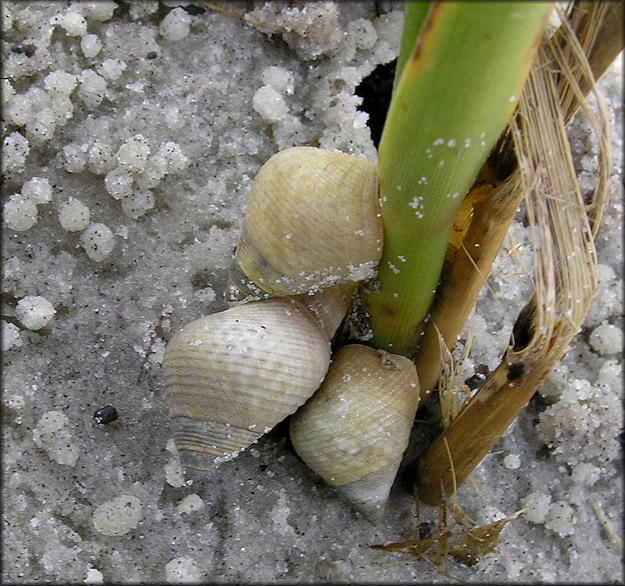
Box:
left=2, top=2, right=622, bottom=582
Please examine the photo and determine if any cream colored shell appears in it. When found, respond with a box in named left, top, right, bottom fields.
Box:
left=290, top=344, right=420, bottom=521
left=235, top=147, right=382, bottom=296
left=292, top=282, right=356, bottom=340
left=163, top=298, right=331, bottom=471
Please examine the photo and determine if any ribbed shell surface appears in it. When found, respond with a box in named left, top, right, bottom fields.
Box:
left=290, top=344, right=420, bottom=487
left=235, top=147, right=382, bottom=296
left=163, top=298, right=331, bottom=469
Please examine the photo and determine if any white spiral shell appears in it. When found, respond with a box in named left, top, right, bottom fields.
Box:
left=163, top=297, right=331, bottom=470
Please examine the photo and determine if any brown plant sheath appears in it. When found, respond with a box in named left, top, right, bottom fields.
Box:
left=414, top=308, right=549, bottom=505
left=413, top=369, right=541, bottom=506
left=558, top=1, right=624, bottom=121
left=413, top=179, right=522, bottom=399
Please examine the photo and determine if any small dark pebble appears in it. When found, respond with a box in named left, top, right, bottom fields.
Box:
left=535, top=444, right=553, bottom=461
left=94, top=404, right=119, bottom=424
left=476, top=363, right=490, bottom=375
left=146, top=51, right=158, bottom=60
left=13, top=44, right=37, bottom=57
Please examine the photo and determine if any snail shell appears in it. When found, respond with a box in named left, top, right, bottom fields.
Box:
left=293, top=282, right=356, bottom=340
left=289, top=344, right=420, bottom=522
left=235, top=147, right=382, bottom=296
left=226, top=271, right=356, bottom=340
left=163, top=297, right=331, bottom=471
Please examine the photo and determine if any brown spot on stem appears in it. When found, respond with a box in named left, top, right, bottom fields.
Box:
left=380, top=304, right=396, bottom=317
left=407, top=4, right=444, bottom=69
left=507, top=362, right=525, bottom=381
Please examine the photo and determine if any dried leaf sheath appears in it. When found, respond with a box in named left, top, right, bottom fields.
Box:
left=413, top=15, right=611, bottom=504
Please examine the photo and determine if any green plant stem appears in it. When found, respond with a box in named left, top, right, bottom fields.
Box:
left=393, top=2, right=431, bottom=92
left=412, top=1, right=623, bottom=399
left=360, top=2, right=552, bottom=357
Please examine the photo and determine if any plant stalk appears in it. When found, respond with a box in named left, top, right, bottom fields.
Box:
left=393, top=2, right=431, bottom=93
left=412, top=0, right=623, bottom=399
left=413, top=340, right=546, bottom=505
left=412, top=3, right=618, bottom=503
left=360, top=2, right=552, bottom=357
